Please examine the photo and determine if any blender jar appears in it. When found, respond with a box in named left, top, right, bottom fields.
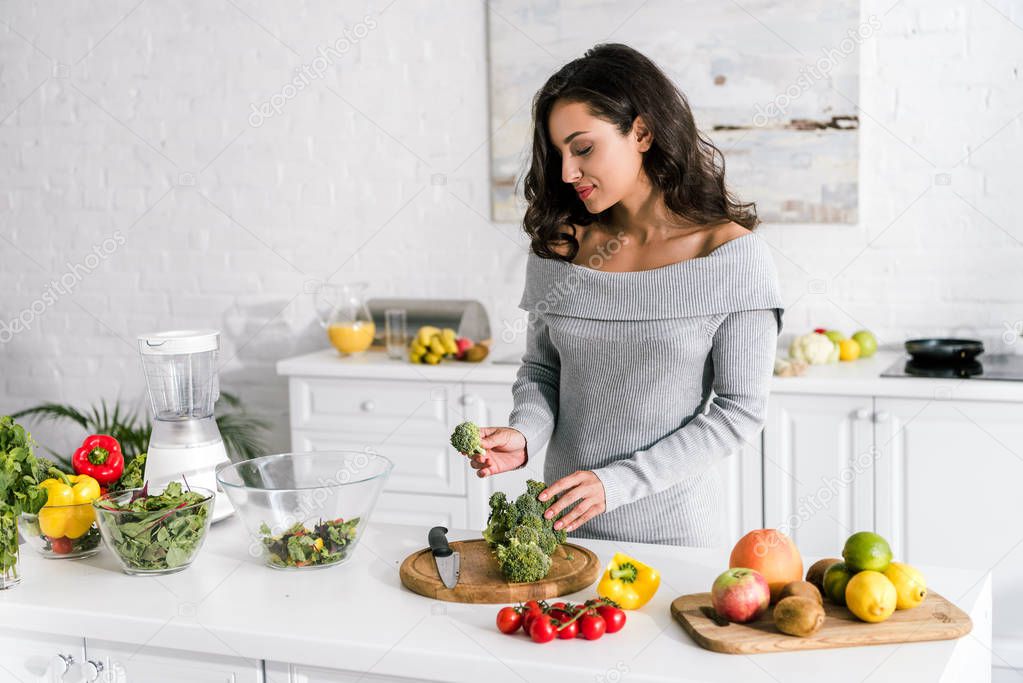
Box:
left=138, top=330, right=220, bottom=420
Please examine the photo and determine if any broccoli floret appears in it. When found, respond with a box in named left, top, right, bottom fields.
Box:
left=483, top=491, right=516, bottom=547
left=450, top=421, right=484, bottom=456
left=495, top=537, right=552, bottom=583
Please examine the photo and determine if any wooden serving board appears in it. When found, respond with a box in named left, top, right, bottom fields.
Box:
left=399, top=538, right=602, bottom=604
left=671, top=591, right=971, bottom=654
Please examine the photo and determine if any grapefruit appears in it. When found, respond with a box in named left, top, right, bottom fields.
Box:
left=729, top=529, right=803, bottom=602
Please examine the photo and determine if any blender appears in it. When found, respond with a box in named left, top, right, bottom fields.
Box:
left=138, top=329, right=234, bottom=522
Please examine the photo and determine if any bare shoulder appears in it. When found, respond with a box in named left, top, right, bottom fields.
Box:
left=704, top=221, right=752, bottom=253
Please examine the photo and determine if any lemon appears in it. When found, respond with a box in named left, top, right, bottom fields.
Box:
left=838, top=338, right=861, bottom=361
left=842, top=531, right=892, bottom=572
left=845, top=571, right=897, bottom=623
left=884, top=562, right=927, bottom=610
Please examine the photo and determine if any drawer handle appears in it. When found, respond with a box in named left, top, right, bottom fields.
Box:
left=854, top=407, right=871, bottom=420
left=361, top=400, right=376, bottom=412
left=874, top=410, right=891, bottom=423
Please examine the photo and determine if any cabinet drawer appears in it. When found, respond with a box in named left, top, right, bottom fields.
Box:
left=374, top=492, right=468, bottom=528
left=289, top=378, right=458, bottom=435
left=85, top=640, right=262, bottom=683
left=291, top=430, right=466, bottom=495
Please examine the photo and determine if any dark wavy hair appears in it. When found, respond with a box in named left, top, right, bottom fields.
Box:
left=520, top=43, right=758, bottom=260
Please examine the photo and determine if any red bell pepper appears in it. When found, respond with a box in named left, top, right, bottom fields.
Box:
left=72, top=434, right=125, bottom=486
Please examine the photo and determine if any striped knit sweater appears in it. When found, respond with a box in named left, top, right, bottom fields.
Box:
left=507, top=232, right=784, bottom=547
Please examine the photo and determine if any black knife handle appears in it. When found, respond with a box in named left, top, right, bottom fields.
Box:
left=428, top=526, right=453, bottom=557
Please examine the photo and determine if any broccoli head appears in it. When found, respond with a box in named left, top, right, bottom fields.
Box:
left=450, top=421, right=484, bottom=456
left=495, top=537, right=552, bottom=583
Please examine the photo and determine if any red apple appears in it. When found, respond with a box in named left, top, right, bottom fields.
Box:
left=711, top=568, right=771, bottom=623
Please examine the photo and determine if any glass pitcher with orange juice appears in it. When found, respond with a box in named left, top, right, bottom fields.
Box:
left=313, top=282, right=375, bottom=355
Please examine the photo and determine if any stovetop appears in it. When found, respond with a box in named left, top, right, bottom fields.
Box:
left=881, top=353, right=1023, bottom=381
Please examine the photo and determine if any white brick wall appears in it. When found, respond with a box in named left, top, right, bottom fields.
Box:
left=1, top=0, right=1021, bottom=457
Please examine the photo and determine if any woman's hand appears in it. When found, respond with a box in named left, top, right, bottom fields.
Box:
left=467, top=427, right=528, bottom=478
left=539, top=471, right=606, bottom=532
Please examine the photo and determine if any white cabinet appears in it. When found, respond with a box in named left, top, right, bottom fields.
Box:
left=717, top=435, right=764, bottom=542
left=84, top=641, right=262, bottom=683
left=763, top=394, right=875, bottom=558
left=265, top=662, right=419, bottom=682
left=0, top=628, right=84, bottom=683
left=874, top=398, right=1023, bottom=653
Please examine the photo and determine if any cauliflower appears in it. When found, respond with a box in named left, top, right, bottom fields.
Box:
left=789, top=332, right=839, bottom=365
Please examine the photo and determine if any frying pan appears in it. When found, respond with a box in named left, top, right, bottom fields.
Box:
left=904, top=338, right=985, bottom=365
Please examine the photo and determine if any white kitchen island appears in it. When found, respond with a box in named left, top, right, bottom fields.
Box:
left=0, top=517, right=992, bottom=682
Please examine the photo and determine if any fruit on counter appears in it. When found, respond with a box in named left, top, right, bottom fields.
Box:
left=729, top=529, right=803, bottom=602
left=597, top=552, right=661, bottom=610
left=495, top=597, right=626, bottom=644
left=773, top=595, right=825, bottom=637
left=789, top=332, right=839, bottom=364
left=327, top=321, right=375, bottom=355
left=884, top=562, right=927, bottom=610
left=37, top=471, right=101, bottom=539
left=823, top=330, right=846, bottom=345
left=407, top=326, right=489, bottom=364
left=845, top=570, right=897, bottom=623
left=852, top=330, right=878, bottom=357
left=778, top=580, right=823, bottom=606
left=822, top=561, right=855, bottom=605
left=483, top=480, right=567, bottom=583
left=842, top=531, right=892, bottom=573
left=838, top=338, right=861, bottom=362
left=454, top=337, right=473, bottom=359
left=805, top=558, right=841, bottom=592
left=449, top=421, right=485, bottom=457
left=711, top=567, right=771, bottom=623
left=72, top=434, right=125, bottom=489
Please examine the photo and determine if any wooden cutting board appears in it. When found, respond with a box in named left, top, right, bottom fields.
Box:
left=399, top=538, right=602, bottom=604
left=671, top=591, right=972, bottom=654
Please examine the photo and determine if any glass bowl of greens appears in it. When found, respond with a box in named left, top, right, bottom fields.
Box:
left=18, top=506, right=102, bottom=559
left=92, top=483, right=214, bottom=576
left=216, top=451, right=393, bottom=570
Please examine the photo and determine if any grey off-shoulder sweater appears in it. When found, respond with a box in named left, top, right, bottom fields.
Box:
left=508, top=232, right=784, bottom=547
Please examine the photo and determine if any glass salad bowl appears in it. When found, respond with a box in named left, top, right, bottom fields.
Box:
left=216, top=451, right=393, bottom=570
left=18, top=503, right=102, bottom=559
left=92, top=484, right=215, bottom=576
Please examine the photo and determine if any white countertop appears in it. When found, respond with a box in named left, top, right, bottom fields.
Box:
left=1, top=518, right=992, bottom=682
left=277, top=347, right=1023, bottom=402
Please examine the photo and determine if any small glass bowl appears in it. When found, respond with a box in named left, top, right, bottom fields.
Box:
left=93, top=486, right=215, bottom=576
left=18, top=504, right=103, bottom=559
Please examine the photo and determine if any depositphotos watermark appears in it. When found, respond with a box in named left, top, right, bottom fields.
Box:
left=248, top=15, right=379, bottom=128
left=752, top=15, right=882, bottom=127
left=0, top=231, right=126, bottom=344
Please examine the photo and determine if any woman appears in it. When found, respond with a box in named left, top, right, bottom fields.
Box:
left=469, top=43, right=783, bottom=547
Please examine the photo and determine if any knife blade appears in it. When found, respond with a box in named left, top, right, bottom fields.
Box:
left=428, top=526, right=460, bottom=589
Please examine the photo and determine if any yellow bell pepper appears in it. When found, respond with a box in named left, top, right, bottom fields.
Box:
left=37, top=473, right=101, bottom=539
left=596, top=552, right=661, bottom=610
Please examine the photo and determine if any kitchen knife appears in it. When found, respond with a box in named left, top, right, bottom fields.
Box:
left=428, top=526, right=460, bottom=589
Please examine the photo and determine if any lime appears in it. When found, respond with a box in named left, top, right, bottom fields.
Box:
left=845, top=570, right=897, bottom=623
left=824, top=330, right=845, bottom=345
left=822, top=562, right=855, bottom=605
left=842, top=531, right=892, bottom=572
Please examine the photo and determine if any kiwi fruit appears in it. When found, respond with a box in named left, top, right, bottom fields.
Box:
left=779, top=580, right=823, bottom=605
left=806, top=558, right=841, bottom=592
left=774, top=596, right=826, bottom=637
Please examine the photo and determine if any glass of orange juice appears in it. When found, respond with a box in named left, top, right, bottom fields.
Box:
left=313, top=282, right=375, bottom=356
